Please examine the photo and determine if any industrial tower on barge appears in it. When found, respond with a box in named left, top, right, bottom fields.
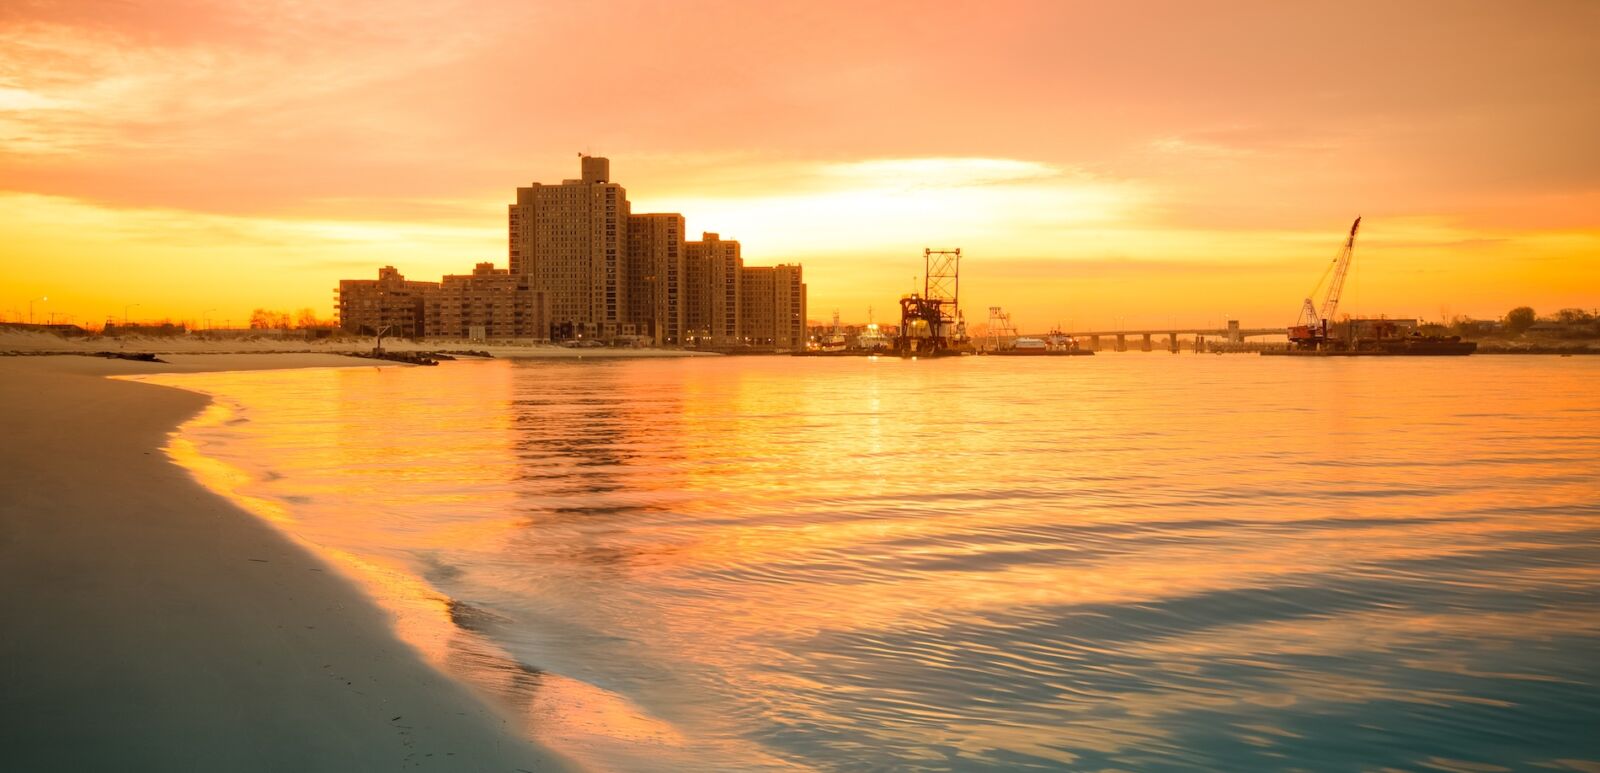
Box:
left=895, top=248, right=973, bottom=357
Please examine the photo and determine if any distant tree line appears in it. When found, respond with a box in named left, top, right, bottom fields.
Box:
left=249, top=308, right=333, bottom=330
left=1446, top=306, right=1600, bottom=339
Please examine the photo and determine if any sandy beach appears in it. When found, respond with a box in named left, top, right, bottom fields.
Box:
left=0, top=353, right=573, bottom=771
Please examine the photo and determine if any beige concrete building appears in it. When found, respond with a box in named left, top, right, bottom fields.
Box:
left=337, top=266, right=438, bottom=338
left=739, top=264, right=806, bottom=352
left=685, top=232, right=742, bottom=346
left=626, top=213, right=686, bottom=345
left=509, top=156, right=629, bottom=341
left=775, top=264, right=807, bottom=350
left=740, top=263, right=806, bottom=350
left=740, top=267, right=776, bottom=347
left=426, top=262, right=545, bottom=341
left=333, top=157, right=806, bottom=347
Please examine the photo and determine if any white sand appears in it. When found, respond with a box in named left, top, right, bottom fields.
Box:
left=0, top=329, right=720, bottom=358
left=0, top=354, right=575, bottom=771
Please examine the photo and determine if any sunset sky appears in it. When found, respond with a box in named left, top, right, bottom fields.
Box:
left=3, top=0, right=1597, bottom=330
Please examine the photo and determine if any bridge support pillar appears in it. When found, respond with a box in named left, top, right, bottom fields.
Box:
left=1168, top=332, right=1179, bottom=353
left=1090, top=335, right=1100, bottom=351
left=1115, top=334, right=1126, bottom=352
left=1141, top=333, right=1152, bottom=352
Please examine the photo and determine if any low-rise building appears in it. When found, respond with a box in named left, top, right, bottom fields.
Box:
left=337, top=266, right=437, bottom=338
left=426, top=262, right=545, bottom=341
left=1333, top=318, right=1419, bottom=341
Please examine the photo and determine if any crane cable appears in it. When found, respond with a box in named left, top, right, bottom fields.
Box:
left=1303, top=243, right=1342, bottom=310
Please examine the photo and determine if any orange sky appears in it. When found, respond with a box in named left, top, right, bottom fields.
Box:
left=2, top=0, right=1597, bottom=330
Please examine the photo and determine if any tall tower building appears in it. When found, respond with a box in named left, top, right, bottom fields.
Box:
left=627, top=213, right=686, bottom=345
left=508, top=155, right=629, bottom=340
left=685, top=232, right=742, bottom=346
left=740, top=266, right=776, bottom=346
left=773, top=263, right=807, bottom=350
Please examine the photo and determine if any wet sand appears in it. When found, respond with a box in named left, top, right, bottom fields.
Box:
left=0, top=354, right=573, bottom=771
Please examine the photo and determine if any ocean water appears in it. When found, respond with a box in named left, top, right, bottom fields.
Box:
left=140, top=355, right=1600, bottom=771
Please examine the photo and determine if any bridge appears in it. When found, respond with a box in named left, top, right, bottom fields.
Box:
left=1025, top=321, right=1287, bottom=352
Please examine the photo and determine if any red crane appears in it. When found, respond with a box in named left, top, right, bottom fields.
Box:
left=1289, top=217, right=1361, bottom=349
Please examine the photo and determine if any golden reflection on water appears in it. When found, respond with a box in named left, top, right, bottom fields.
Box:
left=135, top=356, right=1600, bottom=771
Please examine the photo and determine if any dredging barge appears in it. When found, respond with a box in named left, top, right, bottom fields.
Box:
left=1262, top=334, right=1477, bottom=356
left=1267, top=217, right=1474, bottom=357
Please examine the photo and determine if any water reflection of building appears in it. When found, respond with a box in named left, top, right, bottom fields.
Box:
left=333, top=156, right=806, bottom=349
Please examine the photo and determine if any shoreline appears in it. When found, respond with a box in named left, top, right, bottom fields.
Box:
left=0, top=329, right=721, bottom=359
left=0, top=354, right=575, bottom=772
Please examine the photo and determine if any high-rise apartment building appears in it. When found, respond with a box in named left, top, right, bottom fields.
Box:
left=740, top=263, right=806, bottom=350
left=626, top=213, right=686, bottom=345
left=334, top=157, right=803, bottom=348
left=740, top=266, right=775, bottom=347
left=509, top=156, right=629, bottom=340
left=685, top=232, right=742, bottom=346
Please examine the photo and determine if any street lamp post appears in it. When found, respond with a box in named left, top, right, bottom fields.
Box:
left=30, top=296, right=47, bottom=325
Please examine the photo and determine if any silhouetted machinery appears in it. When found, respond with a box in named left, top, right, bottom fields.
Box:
left=1272, top=217, right=1475, bottom=356
left=1289, top=217, right=1359, bottom=350
left=896, top=248, right=971, bottom=357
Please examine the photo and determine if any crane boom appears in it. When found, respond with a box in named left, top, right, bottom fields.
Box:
left=1317, top=217, right=1360, bottom=324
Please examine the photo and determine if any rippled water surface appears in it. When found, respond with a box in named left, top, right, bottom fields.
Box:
left=143, top=356, right=1600, bottom=771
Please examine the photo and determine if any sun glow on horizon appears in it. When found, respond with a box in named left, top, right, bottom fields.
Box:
left=633, top=157, right=1140, bottom=257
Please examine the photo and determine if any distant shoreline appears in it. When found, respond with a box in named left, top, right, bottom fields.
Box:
left=0, top=330, right=720, bottom=359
